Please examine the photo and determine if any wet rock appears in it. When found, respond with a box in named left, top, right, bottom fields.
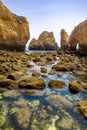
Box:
left=18, top=77, right=46, bottom=89
left=0, top=75, right=6, bottom=79
left=0, top=114, right=6, bottom=127
left=46, top=95, right=72, bottom=109
left=10, top=107, right=30, bottom=129
left=57, top=72, right=64, bottom=77
left=77, top=100, right=87, bottom=118
left=52, top=61, right=75, bottom=71
left=41, top=67, right=47, bottom=73
left=32, top=70, right=41, bottom=77
left=48, top=69, right=56, bottom=75
left=9, top=99, right=31, bottom=129
left=0, top=78, right=18, bottom=89
left=3, top=90, right=20, bottom=99
left=69, top=80, right=84, bottom=93
left=28, top=100, right=40, bottom=107
left=31, top=108, right=58, bottom=130
left=24, top=89, right=40, bottom=95
left=7, top=72, right=20, bottom=80
left=57, top=110, right=80, bottom=130
left=41, top=73, right=48, bottom=78
left=49, top=79, right=66, bottom=89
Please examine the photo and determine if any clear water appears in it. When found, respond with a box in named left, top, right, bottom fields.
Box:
left=0, top=57, right=87, bottom=130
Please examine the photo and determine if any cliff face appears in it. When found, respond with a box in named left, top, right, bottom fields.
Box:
left=60, top=29, right=69, bottom=50
left=69, top=19, right=87, bottom=55
left=29, top=31, right=58, bottom=50
left=0, top=1, right=30, bottom=51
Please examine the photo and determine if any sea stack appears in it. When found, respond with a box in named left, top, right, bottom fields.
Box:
left=29, top=31, right=58, bottom=50
left=0, top=1, right=30, bottom=51
left=60, top=29, right=69, bottom=50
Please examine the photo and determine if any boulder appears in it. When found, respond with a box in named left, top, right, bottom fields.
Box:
left=9, top=99, right=31, bottom=129
left=0, top=78, right=18, bottom=89
left=77, top=100, right=87, bottom=118
left=69, top=80, right=84, bottom=93
left=49, top=79, right=66, bottom=89
left=3, top=90, right=20, bottom=99
left=18, top=76, right=46, bottom=89
left=69, top=19, right=87, bottom=55
left=46, top=95, right=72, bottom=109
left=29, top=31, right=58, bottom=50
left=0, top=1, right=30, bottom=51
left=52, top=61, right=75, bottom=71
left=41, top=67, right=47, bottom=73
left=60, top=29, right=69, bottom=50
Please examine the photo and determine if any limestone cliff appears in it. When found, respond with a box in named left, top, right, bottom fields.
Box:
left=29, top=31, right=58, bottom=50
left=0, top=1, right=30, bottom=51
left=69, top=19, right=87, bottom=55
left=60, top=29, right=69, bottom=50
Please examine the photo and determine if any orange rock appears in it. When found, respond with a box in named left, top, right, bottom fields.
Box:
left=69, top=19, right=87, bottom=55
left=29, top=31, right=58, bottom=50
left=60, top=29, right=69, bottom=50
left=0, top=1, right=30, bottom=51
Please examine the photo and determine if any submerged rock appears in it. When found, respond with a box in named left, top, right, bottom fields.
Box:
left=57, top=110, right=80, bottom=130
left=46, top=95, right=72, bottom=109
left=77, top=100, right=87, bottom=118
left=9, top=99, right=31, bottom=129
left=18, top=77, right=46, bottom=89
left=49, top=79, right=66, bottom=89
left=3, top=90, right=20, bottom=99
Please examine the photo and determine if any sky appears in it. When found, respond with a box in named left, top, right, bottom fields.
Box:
left=1, top=0, right=87, bottom=46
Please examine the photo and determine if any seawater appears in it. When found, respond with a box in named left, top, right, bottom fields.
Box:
left=0, top=52, right=87, bottom=130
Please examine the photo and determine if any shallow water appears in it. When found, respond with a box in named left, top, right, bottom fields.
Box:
left=0, top=57, right=87, bottom=130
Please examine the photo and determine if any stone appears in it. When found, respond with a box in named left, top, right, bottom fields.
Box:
left=57, top=72, right=64, bottom=77
left=60, top=29, right=69, bottom=50
left=41, top=67, right=47, bottom=73
left=24, top=89, right=39, bottom=95
left=3, top=90, right=20, bottom=99
left=29, top=31, right=58, bottom=50
left=0, top=1, right=30, bottom=51
left=77, top=100, right=87, bottom=118
left=69, top=19, right=87, bottom=55
left=7, top=72, right=20, bottom=80
left=32, top=70, right=41, bottom=77
left=10, top=99, right=30, bottom=129
left=69, top=80, right=84, bottom=93
left=52, top=61, right=75, bottom=71
left=57, top=110, right=80, bottom=130
left=0, top=78, right=18, bottom=89
left=49, top=79, right=66, bottom=89
left=46, top=95, right=72, bottom=109
left=18, top=76, right=46, bottom=89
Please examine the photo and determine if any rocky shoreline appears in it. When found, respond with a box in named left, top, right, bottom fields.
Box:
left=0, top=1, right=87, bottom=130
left=0, top=50, right=87, bottom=120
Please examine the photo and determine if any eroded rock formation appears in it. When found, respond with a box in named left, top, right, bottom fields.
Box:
left=69, top=19, right=87, bottom=55
left=60, top=29, right=69, bottom=50
left=0, top=1, right=30, bottom=51
left=29, top=31, right=58, bottom=50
